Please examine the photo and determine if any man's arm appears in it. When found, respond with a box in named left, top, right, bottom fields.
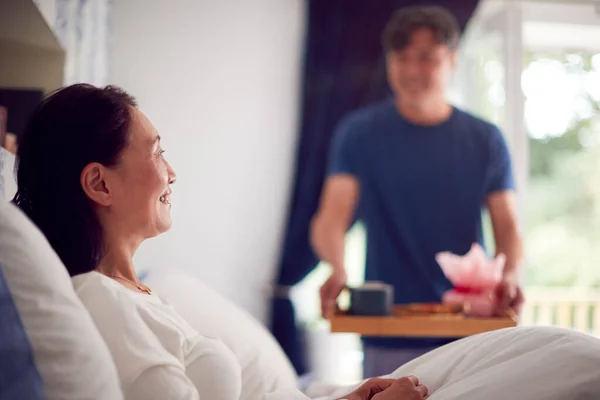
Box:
left=487, top=190, right=523, bottom=279
left=311, top=174, right=359, bottom=317
left=314, top=113, right=361, bottom=317
left=487, top=190, right=525, bottom=314
left=311, top=175, right=359, bottom=270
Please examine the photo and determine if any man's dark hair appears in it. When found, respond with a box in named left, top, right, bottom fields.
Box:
left=382, top=5, right=460, bottom=53
left=13, top=84, right=137, bottom=276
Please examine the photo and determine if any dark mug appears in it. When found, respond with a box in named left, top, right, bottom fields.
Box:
left=348, top=281, right=394, bottom=316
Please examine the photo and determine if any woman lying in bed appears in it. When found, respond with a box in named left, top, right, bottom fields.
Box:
left=14, top=84, right=600, bottom=400
left=12, top=84, right=426, bottom=400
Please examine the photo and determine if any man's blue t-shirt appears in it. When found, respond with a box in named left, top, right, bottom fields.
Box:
left=327, top=98, right=515, bottom=349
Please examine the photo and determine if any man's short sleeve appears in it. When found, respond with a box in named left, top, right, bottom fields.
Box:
left=485, top=125, right=516, bottom=195
left=327, top=116, right=361, bottom=178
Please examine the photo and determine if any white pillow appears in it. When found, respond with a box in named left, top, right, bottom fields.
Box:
left=0, top=202, right=123, bottom=400
left=145, top=269, right=298, bottom=400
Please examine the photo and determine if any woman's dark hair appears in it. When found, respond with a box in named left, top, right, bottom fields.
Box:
left=382, top=5, right=460, bottom=53
left=13, top=84, right=137, bottom=276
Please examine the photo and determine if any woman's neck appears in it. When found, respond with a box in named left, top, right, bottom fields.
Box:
left=97, top=250, right=138, bottom=282
left=96, top=234, right=143, bottom=282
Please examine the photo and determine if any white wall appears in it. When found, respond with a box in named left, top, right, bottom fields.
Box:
left=110, top=0, right=305, bottom=323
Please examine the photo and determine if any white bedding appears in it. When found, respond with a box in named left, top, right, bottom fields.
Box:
left=266, top=325, right=600, bottom=400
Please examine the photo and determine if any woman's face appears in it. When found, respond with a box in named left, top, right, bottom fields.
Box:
left=101, top=108, right=176, bottom=239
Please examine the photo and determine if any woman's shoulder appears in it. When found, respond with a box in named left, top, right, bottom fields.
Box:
left=73, top=272, right=124, bottom=300
left=71, top=271, right=139, bottom=318
left=71, top=272, right=160, bottom=353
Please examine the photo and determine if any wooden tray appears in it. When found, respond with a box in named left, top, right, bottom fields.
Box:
left=328, top=304, right=517, bottom=338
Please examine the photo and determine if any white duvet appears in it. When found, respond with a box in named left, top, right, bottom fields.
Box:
left=266, top=326, right=600, bottom=400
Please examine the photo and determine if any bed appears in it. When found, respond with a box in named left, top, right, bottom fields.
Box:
left=2, top=201, right=600, bottom=400
left=300, top=324, right=600, bottom=399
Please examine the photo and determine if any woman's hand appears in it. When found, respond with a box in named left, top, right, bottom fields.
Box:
left=337, top=378, right=395, bottom=400
left=338, top=376, right=427, bottom=400
left=372, top=376, right=428, bottom=400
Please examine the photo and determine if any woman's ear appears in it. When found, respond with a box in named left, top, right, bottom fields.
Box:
left=80, top=163, right=112, bottom=206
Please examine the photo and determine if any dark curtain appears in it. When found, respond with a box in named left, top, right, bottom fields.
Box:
left=270, top=0, right=480, bottom=375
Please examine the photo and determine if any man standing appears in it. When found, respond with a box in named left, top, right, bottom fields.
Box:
left=310, top=6, right=524, bottom=378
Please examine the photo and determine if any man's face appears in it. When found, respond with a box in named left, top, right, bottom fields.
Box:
left=386, top=27, right=456, bottom=106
